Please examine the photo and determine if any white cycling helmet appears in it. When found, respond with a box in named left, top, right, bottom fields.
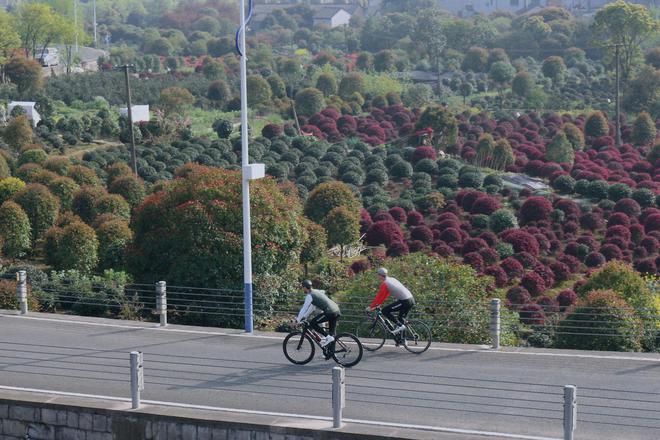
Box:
left=377, top=267, right=388, bottom=276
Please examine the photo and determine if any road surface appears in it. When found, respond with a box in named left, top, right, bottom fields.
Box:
left=0, top=312, right=658, bottom=440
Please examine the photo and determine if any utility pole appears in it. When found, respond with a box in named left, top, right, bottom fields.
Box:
left=116, top=65, right=138, bottom=176
left=73, top=0, right=79, bottom=53
left=93, top=0, right=98, bottom=48
left=614, top=44, right=621, bottom=149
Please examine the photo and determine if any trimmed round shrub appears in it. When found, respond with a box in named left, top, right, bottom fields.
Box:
left=519, top=303, right=546, bottom=326
left=506, top=286, right=531, bottom=309
left=489, top=209, right=518, bottom=233
left=555, top=290, right=642, bottom=352
left=556, top=289, right=578, bottom=310
left=96, top=218, right=132, bottom=270
left=501, top=256, right=524, bottom=278
left=632, top=188, right=655, bottom=208
left=458, top=172, right=483, bottom=188
left=390, top=161, right=413, bottom=180
left=585, top=252, right=606, bottom=268
left=388, top=207, right=407, bottom=223
left=0, top=177, right=26, bottom=204
left=613, top=198, right=641, bottom=218
left=644, top=214, right=660, bottom=233
left=501, top=229, right=540, bottom=256
left=519, top=197, right=553, bottom=224
left=72, top=186, right=107, bottom=224
left=350, top=259, right=371, bottom=274
left=95, top=194, right=131, bottom=221
left=410, top=225, right=433, bottom=244
left=552, top=174, right=576, bottom=193
left=366, top=221, right=404, bottom=247
left=471, top=196, right=501, bottom=215
left=68, top=165, right=100, bottom=186
left=608, top=183, right=632, bottom=202
left=484, top=265, right=508, bottom=287
left=406, top=211, right=424, bottom=227
left=386, top=240, right=409, bottom=257
left=536, top=296, right=559, bottom=315
left=304, top=181, right=360, bottom=224
left=109, top=175, right=146, bottom=209
left=439, top=227, right=462, bottom=244
left=463, top=252, right=485, bottom=272
left=550, top=261, right=571, bottom=282
left=521, top=272, right=546, bottom=297
left=0, top=201, right=31, bottom=257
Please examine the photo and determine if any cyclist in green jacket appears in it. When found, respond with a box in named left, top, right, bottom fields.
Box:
left=296, top=280, right=341, bottom=347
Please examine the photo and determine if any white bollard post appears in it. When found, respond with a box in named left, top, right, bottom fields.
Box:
left=490, top=298, right=501, bottom=349
left=16, top=271, right=27, bottom=315
left=155, top=281, right=167, bottom=327
left=564, top=385, right=577, bottom=440
left=130, top=351, right=144, bottom=409
left=332, top=366, right=345, bottom=429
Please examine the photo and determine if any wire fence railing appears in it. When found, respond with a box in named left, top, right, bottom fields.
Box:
left=4, top=270, right=660, bottom=353
left=1, top=339, right=659, bottom=439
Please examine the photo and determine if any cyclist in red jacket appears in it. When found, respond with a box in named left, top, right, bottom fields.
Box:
left=365, top=268, right=415, bottom=334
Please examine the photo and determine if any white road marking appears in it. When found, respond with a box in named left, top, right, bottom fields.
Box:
left=2, top=313, right=659, bottom=362
left=0, top=385, right=560, bottom=440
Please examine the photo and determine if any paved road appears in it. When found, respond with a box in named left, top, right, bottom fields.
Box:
left=0, top=312, right=659, bottom=440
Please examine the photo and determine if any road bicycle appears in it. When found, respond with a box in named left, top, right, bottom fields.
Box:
left=283, top=320, right=363, bottom=367
left=355, top=306, right=432, bottom=354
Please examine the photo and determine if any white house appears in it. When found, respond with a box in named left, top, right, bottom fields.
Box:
left=313, top=7, right=352, bottom=27
left=119, top=105, right=150, bottom=123
left=7, top=101, right=41, bottom=127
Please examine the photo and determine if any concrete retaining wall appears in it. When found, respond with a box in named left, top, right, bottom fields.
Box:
left=0, top=390, right=443, bottom=440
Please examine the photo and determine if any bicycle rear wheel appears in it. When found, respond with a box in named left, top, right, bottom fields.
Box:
left=332, top=333, right=363, bottom=367
left=402, top=320, right=432, bottom=354
left=283, top=331, right=315, bottom=365
left=355, top=318, right=387, bottom=351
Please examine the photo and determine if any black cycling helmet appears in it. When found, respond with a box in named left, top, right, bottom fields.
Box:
left=302, top=280, right=313, bottom=289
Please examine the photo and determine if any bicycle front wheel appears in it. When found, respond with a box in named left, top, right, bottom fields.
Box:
left=332, top=333, right=363, bottom=367
left=355, top=318, right=387, bottom=351
left=283, top=331, right=315, bottom=365
left=402, top=320, right=432, bottom=354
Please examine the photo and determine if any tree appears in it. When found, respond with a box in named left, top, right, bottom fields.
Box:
left=462, top=47, right=488, bottom=72
left=416, top=9, right=447, bottom=89
left=127, top=167, right=305, bottom=298
left=546, top=131, right=575, bottom=164
left=492, top=139, right=515, bottom=171
left=356, top=52, right=374, bottom=71
left=4, top=58, right=42, bottom=94
left=338, top=72, right=366, bottom=99
left=109, top=175, right=145, bottom=209
left=300, top=219, right=327, bottom=274
left=2, top=115, right=32, bottom=150
left=16, top=4, right=53, bottom=58
left=47, top=177, right=79, bottom=210
left=374, top=49, right=396, bottom=72
left=489, top=62, right=515, bottom=97
left=96, top=218, right=132, bottom=270
left=459, top=82, right=472, bottom=106
left=201, top=58, right=224, bottom=80
left=0, top=201, right=30, bottom=257
left=542, top=56, right=566, bottom=85
left=584, top=111, right=609, bottom=138
left=246, top=75, right=272, bottom=107
left=475, top=134, right=494, bottom=168
left=207, top=80, right=231, bottom=107
left=622, top=66, right=659, bottom=116
left=316, top=72, right=337, bottom=97
left=591, top=1, right=658, bottom=80
left=267, top=75, right=286, bottom=99
left=55, top=221, right=99, bottom=273
left=295, top=88, right=325, bottom=117
left=0, top=11, right=20, bottom=73
left=304, top=181, right=360, bottom=224
left=13, top=183, right=59, bottom=242
left=207, top=37, right=234, bottom=57
left=512, top=71, right=534, bottom=98
left=324, top=206, right=360, bottom=261
left=159, top=87, right=194, bottom=116
left=415, top=105, right=459, bottom=150
left=563, top=122, right=585, bottom=151
left=631, top=112, right=656, bottom=146
left=646, top=47, right=660, bottom=69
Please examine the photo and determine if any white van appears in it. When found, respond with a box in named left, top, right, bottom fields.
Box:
left=38, top=48, right=59, bottom=67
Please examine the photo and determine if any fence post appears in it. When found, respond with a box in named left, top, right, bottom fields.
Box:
left=130, top=351, right=144, bottom=409
left=563, top=385, right=577, bottom=440
left=16, top=271, right=27, bottom=315
left=155, top=281, right=167, bottom=327
left=490, top=298, right=500, bottom=349
left=332, top=366, right=345, bottom=429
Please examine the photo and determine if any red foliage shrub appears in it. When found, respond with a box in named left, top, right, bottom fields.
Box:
left=521, top=272, right=546, bottom=296
left=579, top=213, right=604, bottom=231
left=337, top=116, right=358, bottom=135
left=640, top=236, right=659, bottom=253
left=439, top=227, right=462, bottom=244
left=550, top=261, right=571, bottom=282
left=485, top=265, right=508, bottom=287
left=373, top=211, right=396, bottom=223
left=519, top=197, right=553, bottom=224
left=471, top=196, right=501, bottom=215
left=411, top=225, right=433, bottom=244
left=460, top=191, right=485, bottom=212
left=412, top=147, right=437, bottom=164
left=533, top=262, right=556, bottom=288
left=501, top=257, right=525, bottom=278
left=434, top=219, right=461, bottom=230
left=605, top=225, right=632, bottom=243
left=519, top=303, right=546, bottom=325
left=644, top=214, right=660, bottom=233
left=558, top=254, right=581, bottom=271
left=600, top=244, right=623, bottom=261
left=607, top=212, right=631, bottom=227
left=408, top=240, right=426, bottom=252
left=388, top=207, right=406, bottom=223
left=585, top=252, right=606, bottom=268
left=350, top=259, right=371, bottom=274
left=433, top=242, right=454, bottom=257
left=634, top=258, right=657, bottom=275
left=501, top=230, right=540, bottom=256
left=479, top=248, right=499, bottom=265
left=387, top=240, right=409, bottom=257
left=535, top=296, right=559, bottom=314
left=514, top=251, right=537, bottom=268
left=556, top=289, right=578, bottom=310
left=366, top=221, right=404, bottom=247
left=554, top=199, right=581, bottom=217
left=613, top=198, right=642, bottom=218
left=506, top=286, right=531, bottom=309
left=479, top=231, right=498, bottom=247
left=463, top=252, right=485, bottom=272
left=261, top=124, right=283, bottom=139
left=406, top=211, right=424, bottom=227
left=462, top=237, right=489, bottom=255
